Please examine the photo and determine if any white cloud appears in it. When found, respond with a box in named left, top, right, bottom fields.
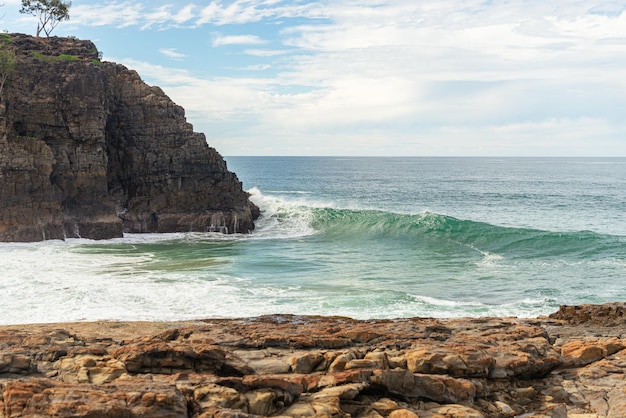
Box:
left=237, top=64, right=272, bottom=71
left=109, top=55, right=626, bottom=156
left=117, top=59, right=274, bottom=119
left=212, top=34, right=267, bottom=47
left=69, top=0, right=320, bottom=29
left=196, top=0, right=312, bottom=26
left=72, top=2, right=196, bottom=29
left=159, top=48, right=187, bottom=60
left=71, top=1, right=626, bottom=155
left=244, top=49, right=291, bottom=57
left=172, top=4, right=196, bottom=24
left=429, top=118, right=622, bottom=156
left=265, top=76, right=421, bottom=128
left=72, top=2, right=144, bottom=27
left=141, top=4, right=197, bottom=29
left=198, top=1, right=265, bottom=25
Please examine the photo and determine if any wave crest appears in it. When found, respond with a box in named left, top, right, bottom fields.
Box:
left=249, top=188, right=625, bottom=258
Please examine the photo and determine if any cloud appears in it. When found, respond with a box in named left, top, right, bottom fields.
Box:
left=212, top=35, right=267, bottom=47
left=80, top=1, right=626, bottom=155
left=72, top=2, right=144, bottom=27
left=142, top=4, right=196, bottom=29
left=196, top=0, right=306, bottom=25
left=69, top=0, right=321, bottom=28
left=429, top=118, right=621, bottom=156
left=171, top=4, right=196, bottom=24
left=237, top=64, right=272, bottom=71
left=244, top=49, right=291, bottom=57
left=117, top=59, right=274, bottom=118
left=159, top=48, right=188, bottom=60
left=72, top=2, right=196, bottom=29
left=264, top=76, right=421, bottom=129
left=112, top=52, right=626, bottom=156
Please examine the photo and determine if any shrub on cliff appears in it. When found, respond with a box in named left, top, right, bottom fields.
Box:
left=0, top=35, right=16, bottom=101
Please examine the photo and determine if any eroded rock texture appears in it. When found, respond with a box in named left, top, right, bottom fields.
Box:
left=0, top=34, right=258, bottom=242
left=3, top=303, right=626, bottom=417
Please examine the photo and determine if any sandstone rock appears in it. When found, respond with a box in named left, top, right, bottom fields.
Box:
left=406, top=346, right=493, bottom=378
left=488, top=337, right=560, bottom=379
left=112, top=339, right=253, bottom=376
left=549, top=303, right=626, bottom=327
left=388, top=409, right=419, bottom=418
left=371, top=369, right=477, bottom=404
left=421, top=404, right=485, bottom=417
left=530, top=403, right=568, bottom=418
left=329, top=350, right=361, bottom=372
left=369, top=398, right=400, bottom=415
left=561, top=341, right=607, bottom=367
left=3, top=304, right=626, bottom=417
left=56, top=354, right=127, bottom=384
left=234, top=350, right=292, bottom=375
left=0, top=378, right=188, bottom=417
left=289, top=351, right=325, bottom=374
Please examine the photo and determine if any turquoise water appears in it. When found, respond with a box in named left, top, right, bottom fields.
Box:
left=1, top=157, right=625, bottom=324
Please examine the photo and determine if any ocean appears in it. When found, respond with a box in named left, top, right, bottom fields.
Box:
left=1, top=157, right=625, bottom=325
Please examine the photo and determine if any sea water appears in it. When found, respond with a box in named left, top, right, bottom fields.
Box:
left=1, top=157, right=625, bottom=324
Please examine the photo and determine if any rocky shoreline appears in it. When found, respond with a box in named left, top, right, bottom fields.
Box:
left=2, top=303, right=626, bottom=417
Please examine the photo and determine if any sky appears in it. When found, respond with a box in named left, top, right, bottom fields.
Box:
left=1, top=0, right=626, bottom=156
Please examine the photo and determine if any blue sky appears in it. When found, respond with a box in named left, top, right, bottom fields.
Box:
left=2, top=0, right=626, bottom=156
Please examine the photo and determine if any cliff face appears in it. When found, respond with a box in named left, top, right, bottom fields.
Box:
left=0, top=34, right=258, bottom=242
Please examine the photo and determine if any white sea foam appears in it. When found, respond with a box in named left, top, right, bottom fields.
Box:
left=249, top=187, right=334, bottom=209
left=246, top=187, right=319, bottom=239
left=475, top=251, right=504, bottom=267
left=0, top=242, right=262, bottom=324
left=411, top=295, right=484, bottom=309
left=0, top=235, right=588, bottom=324
left=404, top=294, right=559, bottom=319
left=265, top=190, right=313, bottom=195
left=0, top=188, right=327, bottom=324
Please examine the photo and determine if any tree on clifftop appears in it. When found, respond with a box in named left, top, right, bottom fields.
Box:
left=20, top=0, right=71, bottom=37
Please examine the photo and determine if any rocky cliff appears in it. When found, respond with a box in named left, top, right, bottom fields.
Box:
left=0, top=34, right=258, bottom=242
left=2, top=303, right=626, bottom=417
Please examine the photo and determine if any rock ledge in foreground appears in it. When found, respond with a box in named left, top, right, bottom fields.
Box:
left=3, top=303, right=626, bottom=417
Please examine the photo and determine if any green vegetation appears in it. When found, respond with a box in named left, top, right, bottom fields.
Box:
left=87, top=47, right=103, bottom=64
left=0, top=33, right=13, bottom=45
left=20, top=0, right=72, bottom=37
left=32, top=51, right=79, bottom=62
left=32, top=51, right=52, bottom=61
left=0, top=35, right=17, bottom=101
left=57, top=54, right=78, bottom=61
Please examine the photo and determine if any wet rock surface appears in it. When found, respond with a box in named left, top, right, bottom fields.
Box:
left=3, top=303, right=626, bottom=417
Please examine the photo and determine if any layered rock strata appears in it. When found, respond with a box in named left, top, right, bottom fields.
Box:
left=0, top=34, right=258, bottom=242
left=2, top=303, right=626, bottom=417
